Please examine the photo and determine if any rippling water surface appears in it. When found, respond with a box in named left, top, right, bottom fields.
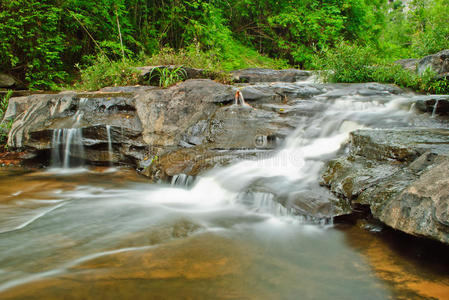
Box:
left=0, top=168, right=448, bottom=300
left=1, top=88, right=449, bottom=299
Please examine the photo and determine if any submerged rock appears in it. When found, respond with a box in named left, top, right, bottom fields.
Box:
left=322, top=129, right=449, bottom=244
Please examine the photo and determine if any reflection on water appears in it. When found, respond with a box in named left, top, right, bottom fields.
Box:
left=0, top=169, right=448, bottom=299
left=341, top=222, right=449, bottom=300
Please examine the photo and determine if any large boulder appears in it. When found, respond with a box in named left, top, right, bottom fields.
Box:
left=322, top=129, right=449, bottom=244
left=6, top=79, right=321, bottom=170
left=417, top=49, right=449, bottom=77
left=6, top=91, right=147, bottom=167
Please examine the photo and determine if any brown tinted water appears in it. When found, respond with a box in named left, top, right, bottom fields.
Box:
left=0, top=169, right=448, bottom=300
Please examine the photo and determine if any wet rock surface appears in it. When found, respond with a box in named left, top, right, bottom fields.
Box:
left=322, top=129, right=449, bottom=243
left=4, top=68, right=449, bottom=236
left=6, top=92, right=147, bottom=167
left=414, top=95, right=449, bottom=116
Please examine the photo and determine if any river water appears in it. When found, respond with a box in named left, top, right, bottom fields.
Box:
left=1, top=87, right=449, bottom=299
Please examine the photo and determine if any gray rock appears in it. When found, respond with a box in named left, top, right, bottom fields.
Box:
left=231, top=68, right=313, bottom=83
left=6, top=79, right=303, bottom=170
left=394, top=58, right=419, bottom=72
left=0, top=73, right=16, bottom=88
left=417, top=49, right=449, bottom=75
left=322, top=128, right=449, bottom=244
left=414, top=95, right=449, bottom=116
left=7, top=91, right=147, bottom=166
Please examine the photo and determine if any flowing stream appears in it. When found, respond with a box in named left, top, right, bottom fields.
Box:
left=0, top=88, right=448, bottom=299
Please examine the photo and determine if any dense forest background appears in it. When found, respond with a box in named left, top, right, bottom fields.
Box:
left=0, top=0, right=448, bottom=90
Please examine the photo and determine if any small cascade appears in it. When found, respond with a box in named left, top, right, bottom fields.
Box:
left=239, top=192, right=292, bottom=217
left=234, top=90, right=252, bottom=107
left=431, top=99, right=439, bottom=118
left=51, top=128, right=85, bottom=168
left=171, top=174, right=195, bottom=186
left=49, top=98, right=89, bottom=169
left=106, top=125, right=113, bottom=165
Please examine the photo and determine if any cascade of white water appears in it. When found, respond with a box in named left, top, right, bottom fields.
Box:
left=51, top=128, right=84, bottom=168
left=106, top=125, right=113, bottom=164
left=150, top=93, right=415, bottom=223
left=431, top=99, right=439, bottom=118
left=171, top=174, right=195, bottom=186
left=234, top=90, right=252, bottom=107
left=49, top=98, right=89, bottom=169
left=50, top=130, right=62, bottom=167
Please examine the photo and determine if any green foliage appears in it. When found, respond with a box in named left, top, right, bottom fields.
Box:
left=316, top=42, right=449, bottom=94
left=0, top=119, right=13, bottom=150
left=74, top=56, right=140, bottom=91
left=149, top=66, right=187, bottom=88
left=315, top=43, right=376, bottom=83
left=408, top=0, right=449, bottom=56
left=1, top=0, right=448, bottom=92
left=0, top=90, right=12, bottom=120
left=376, top=0, right=449, bottom=60
left=0, top=91, right=13, bottom=149
left=220, top=0, right=385, bottom=68
left=144, top=46, right=220, bottom=71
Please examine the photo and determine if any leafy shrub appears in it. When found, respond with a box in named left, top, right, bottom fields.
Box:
left=316, top=43, right=376, bottom=83
left=74, top=55, right=140, bottom=91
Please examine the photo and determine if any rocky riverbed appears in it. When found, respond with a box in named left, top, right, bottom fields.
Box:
left=2, top=68, right=449, bottom=244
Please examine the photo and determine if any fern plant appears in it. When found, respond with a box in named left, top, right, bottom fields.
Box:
left=148, top=66, right=187, bottom=88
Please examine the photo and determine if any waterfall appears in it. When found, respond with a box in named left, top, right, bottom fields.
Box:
left=106, top=125, right=113, bottom=165
left=171, top=174, right=195, bottom=186
left=156, top=92, right=418, bottom=224
left=49, top=98, right=89, bottom=169
left=239, top=192, right=291, bottom=217
left=431, top=99, right=439, bottom=118
left=234, top=90, right=252, bottom=107
left=51, top=128, right=84, bottom=168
